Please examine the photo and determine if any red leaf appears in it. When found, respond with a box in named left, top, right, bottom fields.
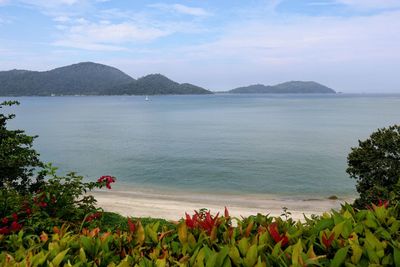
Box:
left=224, top=207, right=230, bottom=218
left=127, top=218, right=136, bottom=233
left=322, top=232, right=335, bottom=249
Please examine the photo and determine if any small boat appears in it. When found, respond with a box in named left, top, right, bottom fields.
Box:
left=145, top=96, right=149, bottom=101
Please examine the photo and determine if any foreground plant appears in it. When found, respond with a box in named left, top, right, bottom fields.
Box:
left=1, top=203, right=399, bottom=266
left=0, top=164, right=116, bottom=234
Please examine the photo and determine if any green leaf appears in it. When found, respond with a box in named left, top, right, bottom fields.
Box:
left=79, top=248, right=87, bottom=263
left=51, top=248, right=70, bottom=267
left=393, top=246, right=400, bottom=267
left=243, top=244, right=258, bottom=267
left=206, top=252, right=218, bottom=267
left=292, top=239, right=303, bottom=266
left=178, top=222, right=188, bottom=244
left=238, top=237, right=249, bottom=257
left=228, top=246, right=241, bottom=266
left=330, top=246, right=349, bottom=267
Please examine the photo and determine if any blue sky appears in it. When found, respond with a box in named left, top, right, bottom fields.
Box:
left=0, top=0, right=399, bottom=92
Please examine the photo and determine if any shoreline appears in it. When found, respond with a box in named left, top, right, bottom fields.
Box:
left=93, top=188, right=354, bottom=221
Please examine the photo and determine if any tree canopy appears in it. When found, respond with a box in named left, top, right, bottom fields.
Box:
left=0, top=101, right=43, bottom=192
left=347, top=125, right=400, bottom=208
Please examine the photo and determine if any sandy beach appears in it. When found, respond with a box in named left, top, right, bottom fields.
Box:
left=93, top=187, right=354, bottom=221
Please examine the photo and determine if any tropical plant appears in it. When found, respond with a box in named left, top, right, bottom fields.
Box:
left=0, top=100, right=44, bottom=193
left=347, top=124, right=400, bottom=208
left=1, top=204, right=400, bottom=266
left=0, top=164, right=116, bottom=234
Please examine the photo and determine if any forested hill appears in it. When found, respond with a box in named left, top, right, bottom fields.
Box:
left=0, top=62, right=212, bottom=96
left=229, top=81, right=336, bottom=94
left=103, top=74, right=212, bottom=95
left=0, top=62, right=134, bottom=96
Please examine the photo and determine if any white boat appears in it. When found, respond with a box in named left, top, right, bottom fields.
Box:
left=145, top=96, right=149, bottom=101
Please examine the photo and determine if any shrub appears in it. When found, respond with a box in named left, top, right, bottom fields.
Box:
left=0, top=204, right=399, bottom=266
left=0, top=101, right=43, bottom=193
left=0, top=164, right=116, bottom=234
left=347, top=125, right=400, bottom=208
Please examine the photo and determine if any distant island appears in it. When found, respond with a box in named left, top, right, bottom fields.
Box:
left=0, top=62, right=335, bottom=96
left=0, top=62, right=212, bottom=96
left=229, top=81, right=336, bottom=94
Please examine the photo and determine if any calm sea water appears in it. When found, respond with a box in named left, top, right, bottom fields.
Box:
left=3, top=94, right=400, bottom=198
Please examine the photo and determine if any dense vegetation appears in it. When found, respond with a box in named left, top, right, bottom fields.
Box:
left=0, top=101, right=43, bottom=192
left=0, top=102, right=399, bottom=266
left=347, top=125, right=400, bottom=209
left=1, top=204, right=399, bottom=266
left=0, top=62, right=212, bottom=96
left=102, top=74, right=212, bottom=95
left=229, top=81, right=336, bottom=94
left=0, top=62, right=134, bottom=96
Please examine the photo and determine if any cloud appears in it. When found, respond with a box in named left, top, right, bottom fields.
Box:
left=171, top=4, right=210, bottom=16
left=52, top=21, right=170, bottom=51
left=149, top=3, right=211, bottom=16
left=53, top=16, right=70, bottom=22
left=19, top=0, right=82, bottom=8
left=137, top=9, right=399, bottom=91
left=336, top=0, right=400, bottom=10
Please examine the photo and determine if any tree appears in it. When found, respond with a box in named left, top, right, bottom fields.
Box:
left=0, top=101, right=43, bottom=192
left=347, top=125, right=400, bottom=208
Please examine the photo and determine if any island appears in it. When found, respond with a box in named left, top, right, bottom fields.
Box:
left=0, top=62, right=212, bottom=96
left=0, top=62, right=336, bottom=96
left=229, top=81, right=336, bottom=94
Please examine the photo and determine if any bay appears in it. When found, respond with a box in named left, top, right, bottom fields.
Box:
left=3, top=94, right=400, bottom=198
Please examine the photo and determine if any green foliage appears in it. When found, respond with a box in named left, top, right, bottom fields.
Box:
left=95, top=212, right=173, bottom=232
left=103, top=74, right=212, bottom=95
left=0, top=62, right=212, bottom=96
left=0, top=164, right=104, bottom=234
left=1, top=204, right=400, bottom=266
left=0, top=101, right=43, bottom=193
left=347, top=124, right=400, bottom=208
left=0, top=62, right=134, bottom=96
left=229, top=81, right=335, bottom=94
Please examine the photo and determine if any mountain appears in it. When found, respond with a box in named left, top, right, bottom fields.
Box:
left=0, top=62, right=135, bottom=96
left=103, top=74, right=212, bottom=95
left=0, top=62, right=212, bottom=96
left=229, top=81, right=336, bottom=94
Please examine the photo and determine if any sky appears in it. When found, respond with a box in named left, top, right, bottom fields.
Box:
left=0, top=0, right=399, bottom=92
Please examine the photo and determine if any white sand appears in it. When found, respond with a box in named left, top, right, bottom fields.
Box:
left=93, top=187, right=354, bottom=221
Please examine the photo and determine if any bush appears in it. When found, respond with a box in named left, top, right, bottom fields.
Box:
left=0, top=204, right=399, bottom=266
left=0, top=164, right=116, bottom=234
left=347, top=125, right=400, bottom=208
left=0, top=101, right=43, bottom=193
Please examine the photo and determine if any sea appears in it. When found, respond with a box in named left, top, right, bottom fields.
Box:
left=3, top=94, right=400, bottom=199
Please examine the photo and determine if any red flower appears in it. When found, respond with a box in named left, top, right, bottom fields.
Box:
left=11, top=213, right=18, bottom=221
left=1, top=217, right=9, bottom=224
left=85, top=212, right=102, bottom=222
left=39, top=202, right=47, bottom=208
left=97, top=175, right=116, bottom=190
left=185, top=210, right=220, bottom=235
left=185, top=213, right=199, bottom=229
left=197, top=211, right=219, bottom=234
left=10, top=221, right=22, bottom=232
left=0, top=227, right=9, bottom=235
left=268, top=222, right=288, bottom=247
left=322, top=232, right=335, bottom=249
left=367, top=199, right=390, bottom=210
left=25, top=208, right=32, bottom=215
left=127, top=218, right=136, bottom=233
left=378, top=199, right=389, bottom=208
